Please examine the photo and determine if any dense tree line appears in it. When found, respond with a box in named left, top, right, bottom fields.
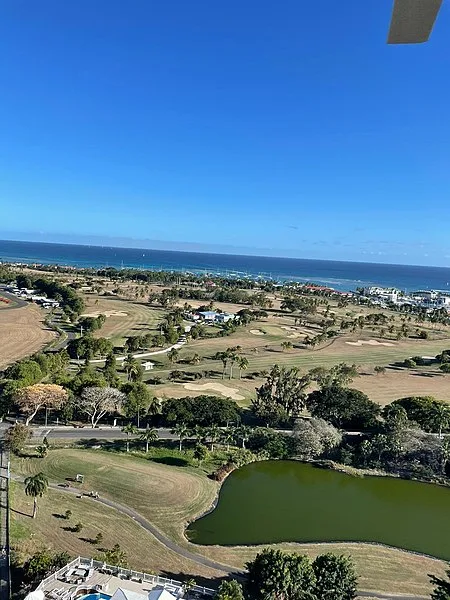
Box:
left=16, top=274, right=85, bottom=317
left=161, top=395, right=241, bottom=427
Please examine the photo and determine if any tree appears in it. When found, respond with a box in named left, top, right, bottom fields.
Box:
left=236, top=425, right=250, bottom=449
left=122, top=382, right=152, bottom=427
left=280, top=341, right=293, bottom=352
left=430, top=403, right=450, bottom=439
left=206, top=424, right=221, bottom=451
left=193, top=443, right=208, bottom=466
left=312, top=553, right=357, bottom=600
left=140, top=427, right=158, bottom=452
left=161, top=395, right=240, bottom=427
left=392, top=397, right=449, bottom=433
left=22, top=550, right=70, bottom=584
left=100, top=543, right=128, bottom=567
left=123, top=354, right=142, bottom=382
left=430, top=567, right=450, bottom=599
left=245, top=549, right=315, bottom=600
left=309, top=363, right=359, bottom=388
left=215, top=580, right=244, bottom=600
left=172, top=423, right=190, bottom=451
left=293, top=418, right=342, bottom=459
left=382, top=404, right=409, bottom=433
left=237, top=356, right=249, bottom=379
left=15, top=383, right=68, bottom=426
left=253, top=365, right=310, bottom=426
left=221, top=427, right=236, bottom=451
left=77, top=386, right=125, bottom=427
left=24, top=472, right=48, bottom=518
left=36, top=444, right=48, bottom=458
left=440, top=363, right=450, bottom=374
left=121, top=423, right=138, bottom=452
left=374, top=365, right=386, bottom=375
left=307, top=386, right=380, bottom=430
left=4, top=423, right=31, bottom=454
left=167, top=348, right=179, bottom=364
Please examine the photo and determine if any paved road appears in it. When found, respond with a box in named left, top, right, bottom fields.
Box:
left=32, top=426, right=179, bottom=440
left=0, top=287, right=28, bottom=310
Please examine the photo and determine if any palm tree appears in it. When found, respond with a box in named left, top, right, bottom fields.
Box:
left=167, top=348, right=179, bottom=364
left=171, top=423, right=190, bottom=451
left=216, top=352, right=228, bottom=379
left=431, top=403, right=450, bottom=439
left=124, top=354, right=139, bottom=381
left=148, top=397, right=161, bottom=418
left=221, top=427, right=235, bottom=451
left=236, top=425, right=250, bottom=449
left=193, top=425, right=207, bottom=445
left=237, top=356, right=249, bottom=379
left=121, top=423, right=138, bottom=452
left=206, top=425, right=220, bottom=451
left=191, top=353, right=201, bottom=365
left=227, top=349, right=239, bottom=380
left=140, top=428, right=158, bottom=453
left=24, top=472, right=48, bottom=518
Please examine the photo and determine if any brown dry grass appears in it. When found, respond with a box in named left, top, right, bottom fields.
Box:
left=12, top=449, right=447, bottom=595
left=10, top=483, right=225, bottom=580
left=0, top=304, right=55, bottom=369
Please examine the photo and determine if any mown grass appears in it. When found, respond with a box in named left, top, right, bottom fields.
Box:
left=11, top=449, right=448, bottom=595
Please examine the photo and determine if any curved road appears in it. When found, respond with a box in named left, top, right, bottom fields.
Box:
left=11, top=472, right=430, bottom=600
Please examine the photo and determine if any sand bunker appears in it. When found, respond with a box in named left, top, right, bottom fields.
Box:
left=346, top=339, right=394, bottom=347
left=82, top=310, right=128, bottom=318
left=250, top=329, right=265, bottom=336
left=183, top=382, right=245, bottom=401
left=280, top=325, right=301, bottom=339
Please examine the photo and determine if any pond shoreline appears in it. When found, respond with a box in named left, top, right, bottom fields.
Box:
left=186, top=458, right=450, bottom=561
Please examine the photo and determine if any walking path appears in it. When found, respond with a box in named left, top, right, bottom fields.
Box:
left=86, top=338, right=187, bottom=364
left=0, top=448, right=10, bottom=600
left=10, top=472, right=430, bottom=600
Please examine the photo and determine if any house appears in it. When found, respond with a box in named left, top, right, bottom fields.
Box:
left=215, top=312, right=235, bottom=323
left=198, top=311, right=236, bottom=323
left=198, top=311, right=219, bottom=321
left=142, top=361, right=154, bottom=371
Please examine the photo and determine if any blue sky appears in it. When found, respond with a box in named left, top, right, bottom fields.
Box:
left=1, top=0, right=450, bottom=266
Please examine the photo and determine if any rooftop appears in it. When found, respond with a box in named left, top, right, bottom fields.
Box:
left=34, top=557, right=214, bottom=600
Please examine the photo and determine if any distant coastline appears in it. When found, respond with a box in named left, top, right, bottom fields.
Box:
left=2, top=238, right=450, bottom=293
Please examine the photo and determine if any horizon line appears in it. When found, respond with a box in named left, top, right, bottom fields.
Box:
left=1, top=236, right=450, bottom=271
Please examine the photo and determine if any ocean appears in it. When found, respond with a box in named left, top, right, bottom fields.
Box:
left=1, top=239, right=450, bottom=293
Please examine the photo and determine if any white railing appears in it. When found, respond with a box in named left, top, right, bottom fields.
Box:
left=36, top=557, right=215, bottom=597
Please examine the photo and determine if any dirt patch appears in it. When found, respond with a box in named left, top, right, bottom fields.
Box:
left=0, top=304, right=55, bottom=369
left=346, top=339, right=395, bottom=347
left=82, top=310, right=128, bottom=318
left=183, top=382, right=245, bottom=401
left=250, top=329, right=265, bottom=336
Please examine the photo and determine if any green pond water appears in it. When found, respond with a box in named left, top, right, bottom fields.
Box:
left=187, top=461, right=450, bottom=559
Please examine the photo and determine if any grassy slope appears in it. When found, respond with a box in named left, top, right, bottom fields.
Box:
left=11, top=449, right=447, bottom=596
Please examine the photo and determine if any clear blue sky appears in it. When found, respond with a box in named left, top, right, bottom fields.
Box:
left=1, top=0, right=450, bottom=266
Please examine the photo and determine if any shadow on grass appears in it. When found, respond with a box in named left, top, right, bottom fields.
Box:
left=52, top=513, right=68, bottom=519
left=79, top=536, right=98, bottom=545
left=151, top=456, right=190, bottom=467
left=10, top=507, right=30, bottom=518
left=159, top=570, right=235, bottom=590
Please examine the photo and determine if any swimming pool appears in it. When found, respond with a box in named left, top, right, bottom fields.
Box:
left=77, top=594, right=111, bottom=600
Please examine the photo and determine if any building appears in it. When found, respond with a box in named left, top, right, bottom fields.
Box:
left=142, top=361, right=154, bottom=371
left=198, top=311, right=236, bottom=323
left=32, top=557, right=214, bottom=600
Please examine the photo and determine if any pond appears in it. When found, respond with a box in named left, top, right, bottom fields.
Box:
left=187, top=461, right=450, bottom=559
